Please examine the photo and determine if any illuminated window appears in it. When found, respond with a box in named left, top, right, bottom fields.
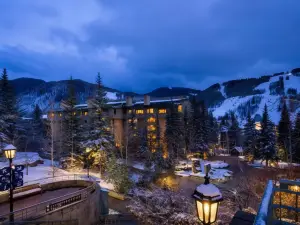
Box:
left=84, top=111, right=88, bottom=116
left=159, top=109, right=166, bottom=114
left=115, top=143, right=120, bottom=147
left=178, top=105, right=182, bottom=112
left=128, top=119, right=132, bottom=123
left=73, top=112, right=76, bottom=116
left=128, top=110, right=132, bottom=114
left=59, top=113, right=62, bottom=117
left=148, top=135, right=156, bottom=139
left=134, top=119, right=137, bottom=123
left=147, top=117, right=156, bottom=123
left=147, top=108, right=154, bottom=114
left=51, top=113, right=55, bottom=118
left=136, top=109, right=144, bottom=114
left=147, top=125, right=156, bottom=131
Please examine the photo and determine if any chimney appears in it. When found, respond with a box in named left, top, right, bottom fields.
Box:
left=126, top=96, right=133, bottom=106
left=144, top=95, right=150, bottom=106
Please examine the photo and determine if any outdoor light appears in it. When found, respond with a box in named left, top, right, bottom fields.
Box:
left=3, top=144, right=17, bottom=159
left=3, top=144, right=17, bottom=222
left=192, top=165, right=223, bottom=225
left=85, top=147, right=92, bottom=178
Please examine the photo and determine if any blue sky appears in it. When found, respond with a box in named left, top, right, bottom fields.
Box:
left=0, top=0, right=300, bottom=93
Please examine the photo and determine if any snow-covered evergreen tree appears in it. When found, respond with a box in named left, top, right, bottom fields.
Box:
left=277, top=102, right=291, bottom=161
left=82, top=73, right=114, bottom=174
left=31, top=104, right=45, bottom=149
left=61, top=76, right=81, bottom=159
left=165, top=103, right=183, bottom=160
left=0, top=68, right=18, bottom=146
left=259, top=105, right=277, bottom=166
left=243, top=111, right=258, bottom=161
left=293, top=113, right=300, bottom=162
left=188, top=98, right=209, bottom=155
left=208, top=111, right=219, bottom=147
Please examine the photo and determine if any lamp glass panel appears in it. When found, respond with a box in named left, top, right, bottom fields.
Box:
left=210, top=202, right=219, bottom=223
left=196, top=201, right=204, bottom=221
left=204, top=202, right=210, bottom=223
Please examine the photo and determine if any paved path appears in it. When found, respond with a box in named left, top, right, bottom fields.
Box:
left=0, top=188, right=81, bottom=215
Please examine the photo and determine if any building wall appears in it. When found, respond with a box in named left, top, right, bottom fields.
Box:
left=48, top=99, right=189, bottom=155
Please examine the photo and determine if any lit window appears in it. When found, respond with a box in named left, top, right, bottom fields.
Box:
left=159, top=109, right=166, bottom=114
left=148, top=135, right=156, bottom=139
left=134, top=119, right=137, bottom=123
left=84, top=111, right=88, bottom=116
left=136, top=110, right=144, bottom=114
left=178, top=105, right=182, bottom=112
left=128, top=110, right=132, bottom=114
left=147, top=108, right=154, bottom=114
left=73, top=112, right=76, bottom=116
left=147, top=125, right=156, bottom=131
left=115, top=143, right=120, bottom=147
left=51, top=113, right=55, bottom=118
left=59, top=113, right=62, bottom=117
left=147, top=117, right=156, bottom=123
left=128, top=119, right=132, bottom=123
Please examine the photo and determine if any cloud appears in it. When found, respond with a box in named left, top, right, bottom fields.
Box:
left=0, top=0, right=300, bottom=92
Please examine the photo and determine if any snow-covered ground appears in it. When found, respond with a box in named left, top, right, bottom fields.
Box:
left=0, top=153, right=115, bottom=191
left=175, top=168, right=233, bottom=181
left=248, top=160, right=300, bottom=169
left=175, top=159, right=232, bottom=180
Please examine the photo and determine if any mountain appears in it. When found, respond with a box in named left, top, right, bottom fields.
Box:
left=10, top=68, right=300, bottom=123
left=10, top=78, right=124, bottom=115
left=146, top=87, right=201, bottom=97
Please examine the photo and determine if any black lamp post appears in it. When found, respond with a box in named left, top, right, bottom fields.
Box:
left=3, top=144, right=17, bottom=223
left=192, top=164, right=223, bottom=225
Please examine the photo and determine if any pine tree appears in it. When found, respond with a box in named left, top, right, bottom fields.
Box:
left=259, top=105, right=277, bottom=166
left=165, top=103, right=183, bottom=161
left=61, top=76, right=81, bottom=160
left=208, top=111, right=219, bottom=147
left=84, top=73, right=114, bottom=174
left=277, top=102, right=291, bottom=161
left=183, top=105, right=190, bottom=155
left=31, top=104, right=44, bottom=149
left=293, top=113, right=300, bottom=162
left=188, top=98, right=209, bottom=156
left=243, top=112, right=258, bottom=161
left=0, top=68, right=18, bottom=145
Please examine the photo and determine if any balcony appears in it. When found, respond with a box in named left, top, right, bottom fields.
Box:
left=254, top=179, right=300, bottom=225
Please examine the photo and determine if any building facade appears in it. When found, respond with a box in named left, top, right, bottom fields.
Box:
left=48, top=95, right=189, bottom=156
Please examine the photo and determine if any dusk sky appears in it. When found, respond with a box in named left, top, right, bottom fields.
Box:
left=0, top=0, right=299, bottom=93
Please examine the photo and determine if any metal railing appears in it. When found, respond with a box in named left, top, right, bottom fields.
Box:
left=254, top=179, right=300, bottom=225
left=23, top=174, right=96, bottom=186
left=0, top=175, right=97, bottom=224
left=3, top=219, right=78, bottom=225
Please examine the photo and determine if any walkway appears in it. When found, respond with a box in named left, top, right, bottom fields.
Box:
left=0, top=188, right=81, bottom=215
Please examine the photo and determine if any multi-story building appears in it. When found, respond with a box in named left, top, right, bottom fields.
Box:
left=48, top=95, right=189, bottom=156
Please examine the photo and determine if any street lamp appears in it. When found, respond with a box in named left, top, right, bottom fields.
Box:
left=85, top=147, right=92, bottom=178
left=3, top=144, right=17, bottom=222
left=192, top=165, right=223, bottom=225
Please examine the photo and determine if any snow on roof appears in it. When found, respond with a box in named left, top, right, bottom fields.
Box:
left=74, top=104, right=88, bottom=108
left=234, top=146, right=243, bottom=153
left=134, top=98, right=184, bottom=104
left=106, top=101, right=126, bottom=105
left=196, top=183, right=222, bottom=199
left=21, top=117, right=32, bottom=120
